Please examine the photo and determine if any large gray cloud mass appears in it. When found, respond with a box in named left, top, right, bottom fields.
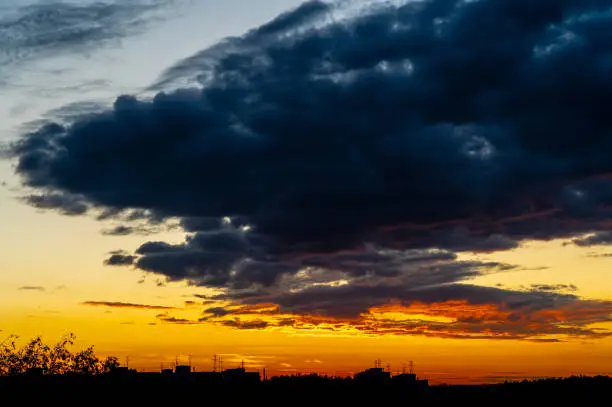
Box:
left=8, top=0, right=612, bottom=336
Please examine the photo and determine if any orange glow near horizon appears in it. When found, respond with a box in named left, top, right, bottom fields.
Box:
left=2, top=207, right=612, bottom=385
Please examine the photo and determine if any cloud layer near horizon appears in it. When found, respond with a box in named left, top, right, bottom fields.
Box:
left=9, top=0, right=612, bottom=340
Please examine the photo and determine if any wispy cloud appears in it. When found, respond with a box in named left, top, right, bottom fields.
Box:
left=81, top=301, right=177, bottom=310
left=0, top=0, right=173, bottom=75
left=18, top=285, right=45, bottom=291
left=156, top=314, right=199, bottom=325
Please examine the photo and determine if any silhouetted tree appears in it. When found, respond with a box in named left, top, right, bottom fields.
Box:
left=0, top=334, right=118, bottom=375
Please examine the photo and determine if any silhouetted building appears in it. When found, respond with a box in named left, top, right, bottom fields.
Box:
left=222, top=367, right=260, bottom=385
left=109, top=367, right=137, bottom=375
left=174, top=365, right=191, bottom=375
left=192, top=371, right=222, bottom=381
left=392, top=372, right=429, bottom=389
left=354, top=368, right=391, bottom=384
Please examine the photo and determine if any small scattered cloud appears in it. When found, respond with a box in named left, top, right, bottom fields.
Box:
left=104, top=253, right=136, bottom=266
left=102, top=225, right=136, bottom=236
left=18, top=286, right=45, bottom=292
left=24, top=194, right=88, bottom=216
left=529, top=284, right=578, bottom=293
left=220, top=319, right=269, bottom=330
left=573, top=232, right=612, bottom=247
left=156, top=315, right=199, bottom=325
left=585, top=252, right=612, bottom=258
left=101, top=224, right=159, bottom=236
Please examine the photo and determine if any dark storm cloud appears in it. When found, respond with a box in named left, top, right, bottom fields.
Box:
left=10, top=0, right=612, bottom=339
left=180, top=217, right=224, bottom=232
left=203, top=259, right=516, bottom=318
left=132, top=228, right=259, bottom=287
left=151, top=0, right=331, bottom=90
left=13, top=0, right=612, bottom=257
left=229, top=283, right=575, bottom=319
left=202, top=281, right=612, bottom=340
left=0, top=0, right=171, bottom=70
left=123, top=226, right=497, bottom=289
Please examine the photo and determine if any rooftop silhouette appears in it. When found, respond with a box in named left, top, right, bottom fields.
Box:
left=3, top=335, right=611, bottom=404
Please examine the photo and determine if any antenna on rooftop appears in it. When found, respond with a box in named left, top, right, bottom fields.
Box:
left=409, top=360, right=414, bottom=375
left=126, top=356, right=130, bottom=369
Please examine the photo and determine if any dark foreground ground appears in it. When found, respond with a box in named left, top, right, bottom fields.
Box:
left=1, top=374, right=610, bottom=405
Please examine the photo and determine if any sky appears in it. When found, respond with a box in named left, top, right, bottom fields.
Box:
left=2, top=0, right=612, bottom=384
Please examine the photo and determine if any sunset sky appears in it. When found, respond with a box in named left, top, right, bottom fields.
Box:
left=3, top=0, right=612, bottom=384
